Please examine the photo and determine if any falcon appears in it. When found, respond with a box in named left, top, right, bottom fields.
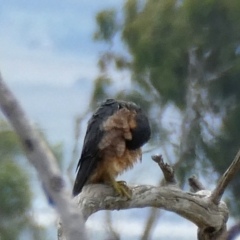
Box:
left=72, top=99, right=151, bottom=198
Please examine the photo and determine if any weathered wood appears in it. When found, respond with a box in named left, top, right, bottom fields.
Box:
left=77, top=184, right=228, bottom=231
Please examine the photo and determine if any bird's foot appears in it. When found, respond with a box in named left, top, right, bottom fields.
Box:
left=111, top=180, right=132, bottom=199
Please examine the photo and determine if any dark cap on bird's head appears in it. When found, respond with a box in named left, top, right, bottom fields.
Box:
left=103, top=98, right=140, bottom=110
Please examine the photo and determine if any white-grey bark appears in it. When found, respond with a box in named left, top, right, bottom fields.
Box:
left=0, top=73, right=88, bottom=240
left=76, top=184, right=228, bottom=230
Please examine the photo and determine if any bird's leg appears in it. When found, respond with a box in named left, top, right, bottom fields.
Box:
left=107, top=177, right=132, bottom=199
left=114, top=180, right=132, bottom=199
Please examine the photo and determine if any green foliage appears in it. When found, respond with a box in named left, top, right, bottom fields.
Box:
left=90, top=76, right=112, bottom=108
left=123, top=0, right=189, bottom=107
left=0, top=120, right=32, bottom=240
left=121, top=0, right=240, bottom=109
left=0, top=158, right=33, bottom=240
left=94, top=9, right=118, bottom=43
left=0, top=158, right=31, bottom=217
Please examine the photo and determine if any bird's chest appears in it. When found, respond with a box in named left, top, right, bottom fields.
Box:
left=88, top=148, right=141, bottom=183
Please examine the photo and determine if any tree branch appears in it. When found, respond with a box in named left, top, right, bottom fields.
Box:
left=140, top=145, right=187, bottom=240
left=210, top=147, right=240, bottom=205
left=189, top=175, right=205, bottom=192
left=0, top=73, right=88, bottom=240
left=73, top=153, right=240, bottom=240
left=77, top=183, right=228, bottom=230
left=152, top=154, right=177, bottom=185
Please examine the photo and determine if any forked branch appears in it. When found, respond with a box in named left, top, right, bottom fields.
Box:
left=74, top=158, right=229, bottom=238
left=72, top=150, right=240, bottom=240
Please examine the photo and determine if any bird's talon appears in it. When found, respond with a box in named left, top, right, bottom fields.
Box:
left=111, top=180, right=132, bottom=199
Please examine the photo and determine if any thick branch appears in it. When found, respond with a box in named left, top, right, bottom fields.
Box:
left=0, top=73, right=88, bottom=240
left=210, top=147, right=240, bottom=205
left=77, top=184, right=228, bottom=230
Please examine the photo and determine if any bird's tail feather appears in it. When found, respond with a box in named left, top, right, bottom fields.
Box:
left=72, top=157, right=97, bottom=196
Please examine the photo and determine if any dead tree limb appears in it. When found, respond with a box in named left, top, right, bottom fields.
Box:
left=189, top=175, right=205, bottom=192
left=0, top=73, right=88, bottom=240
left=70, top=150, right=240, bottom=240
left=196, top=148, right=240, bottom=240
left=77, top=183, right=228, bottom=230
left=210, top=148, right=240, bottom=205
left=152, top=154, right=177, bottom=185
left=57, top=144, right=238, bottom=240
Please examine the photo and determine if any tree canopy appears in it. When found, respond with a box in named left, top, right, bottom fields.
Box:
left=92, top=0, right=240, bottom=223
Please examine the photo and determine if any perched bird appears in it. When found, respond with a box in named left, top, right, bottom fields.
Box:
left=72, top=99, right=151, bottom=198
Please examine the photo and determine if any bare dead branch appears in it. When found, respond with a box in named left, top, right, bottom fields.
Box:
left=141, top=149, right=191, bottom=240
left=74, top=152, right=233, bottom=240
left=210, top=147, right=240, bottom=205
left=104, top=211, right=120, bottom=240
left=77, top=184, right=228, bottom=230
left=0, top=73, right=88, bottom=240
left=189, top=175, right=205, bottom=192
left=151, top=154, right=177, bottom=185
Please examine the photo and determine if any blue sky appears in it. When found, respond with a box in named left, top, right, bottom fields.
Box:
left=0, top=0, right=124, bottom=86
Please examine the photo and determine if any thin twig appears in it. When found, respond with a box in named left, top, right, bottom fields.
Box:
left=141, top=145, right=185, bottom=240
left=105, top=211, right=120, bottom=240
left=140, top=210, right=161, bottom=240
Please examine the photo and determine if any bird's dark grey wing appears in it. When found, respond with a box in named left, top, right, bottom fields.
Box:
left=72, top=99, right=119, bottom=196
